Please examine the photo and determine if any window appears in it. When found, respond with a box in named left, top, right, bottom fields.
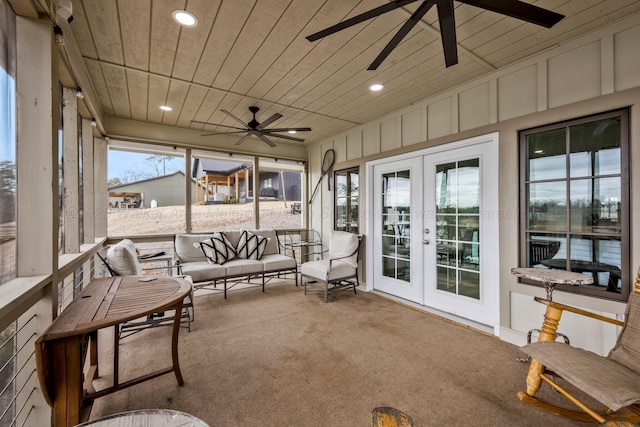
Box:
left=520, top=109, right=629, bottom=300
left=107, top=142, right=186, bottom=235
left=335, top=167, right=359, bottom=233
left=0, top=5, right=16, bottom=286
left=257, top=157, right=304, bottom=230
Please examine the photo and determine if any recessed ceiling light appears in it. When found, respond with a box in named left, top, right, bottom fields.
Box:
left=369, top=83, right=384, bottom=91
left=172, top=10, right=198, bottom=27
left=288, top=130, right=297, bottom=134
left=160, top=105, right=173, bottom=111
left=534, top=149, right=544, bottom=154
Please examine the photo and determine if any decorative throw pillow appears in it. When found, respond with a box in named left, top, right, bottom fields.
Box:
left=194, top=232, right=236, bottom=264
left=236, top=230, right=269, bottom=260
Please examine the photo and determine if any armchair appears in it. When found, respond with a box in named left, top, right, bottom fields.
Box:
left=300, top=231, right=362, bottom=302
left=98, top=239, right=194, bottom=337
left=517, top=266, right=640, bottom=423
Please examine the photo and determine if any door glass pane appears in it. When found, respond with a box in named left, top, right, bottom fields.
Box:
left=437, top=266, right=456, bottom=293
left=436, top=162, right=456, bottom=212
left=458, top=159, right=479, bottom=213
left=458, top=270, right=480, bottom=299
left=435, top=159, right=480, bottom=300
left=381, top=170, right=411, bottom=282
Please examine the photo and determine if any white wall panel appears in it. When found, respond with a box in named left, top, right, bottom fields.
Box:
left=380, top=117, right=400, bottom=152
left=548, top=41, right=601, bottom=108
left=427, top=97, right=454, bottom=140
left=459, top=83, right=491, bottom=132
left=614, top=24, right=640, bottom=91
left=362, top=124, right=380, bottom=157
left=510, top=292, right=620, bottom=356
left=333, top=135, right=347, bottom=164
left=346, top=130, right=362, bottom=161
left=498, top=65, right=538, bottom=121
left=401, top=107, right=426, bottom=146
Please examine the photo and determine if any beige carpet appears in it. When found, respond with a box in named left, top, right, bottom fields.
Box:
left=89, top=280, right=590, bottom=426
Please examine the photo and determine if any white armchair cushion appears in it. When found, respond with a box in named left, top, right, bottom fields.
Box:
left=301, top=259, right=355, bottom=281
left=107, top=239, right=143, bottom=275
left=328, top=231, right=359, bottom=267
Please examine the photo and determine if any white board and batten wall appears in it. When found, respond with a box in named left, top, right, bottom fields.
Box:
left=307, top=12, right=640, bottom=355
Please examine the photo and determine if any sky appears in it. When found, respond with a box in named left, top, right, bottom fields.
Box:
left=108, top=150, right=184, bottom=181
left=0, top=68, right=16, bottom=162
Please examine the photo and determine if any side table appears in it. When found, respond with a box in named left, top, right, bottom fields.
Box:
left=511, top=267, right=594, bottom=368
left=77, top=409, right=209, bottom=426
left=511, top=267, right=594, bottom=301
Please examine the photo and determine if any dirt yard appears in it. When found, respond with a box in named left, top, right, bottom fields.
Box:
left=107, top=201, right=303, bottom=236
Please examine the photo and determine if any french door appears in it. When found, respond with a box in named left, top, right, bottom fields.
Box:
left=370, top=134, right=499, bottom=331
left=372, top=157, right=424, bottom=302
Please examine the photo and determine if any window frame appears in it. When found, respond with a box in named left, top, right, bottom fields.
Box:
left=518, top=108, right=630, bottom=301
left=334, top=166, right=359, bottom=234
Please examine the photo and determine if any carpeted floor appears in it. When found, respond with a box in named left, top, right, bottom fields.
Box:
left=89, top=280, right=591, bottom=426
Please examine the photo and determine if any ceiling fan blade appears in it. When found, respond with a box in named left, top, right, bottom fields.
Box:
left=263, top=132, right=305, bottom=143
left=201, top=131, right=249, bottom=136
left=368, top=1, right=434, bottom=70
left=256, top=113, right=283, bottom=130
left=191, top=120, right=248, bottom=131
left=262, top=127, right=312, bottom=133
left=256, top=133, right=277, bottom=147
left=221, top=109, right=248, bottom=127
left=437, top=0, right=458, bottom=67
left=306, top=0, right=420, bottom=42
left=458, top=0, right=564, bottom=28
left=234, top=134, right=252, bottom=146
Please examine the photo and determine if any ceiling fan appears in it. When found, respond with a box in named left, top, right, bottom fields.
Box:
left=192, top=106, right=311, bottom=147
left=306, top=0, right=564, bottom=69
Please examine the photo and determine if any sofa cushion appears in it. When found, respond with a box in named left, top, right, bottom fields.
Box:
left=179, top=261, right=227, bottom=283
left=194, top=232, right=236, bottom=264
left=261, top=254, right=296, bottom=272
left=224, top=258, right=264, bottom=276
left=236, top=230, right=269, bottom=260
left=251, top=230, right=280, bottom=255
left=175, top=233, right=214, bottom=263
left=107, top=239, right=143, bottom=275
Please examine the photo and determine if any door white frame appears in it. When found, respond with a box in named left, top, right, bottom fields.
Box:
left=366, top=132, right=500, bottom=334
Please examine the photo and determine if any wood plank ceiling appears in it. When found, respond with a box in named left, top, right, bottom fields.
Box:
left=67, top=0, right=640, bottom=146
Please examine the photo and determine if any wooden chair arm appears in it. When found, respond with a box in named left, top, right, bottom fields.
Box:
left=534, top=297, right=624, bottom=327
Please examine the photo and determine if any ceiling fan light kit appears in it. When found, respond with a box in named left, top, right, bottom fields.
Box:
left=193, top=106, right=311, bottom=148
left=306, top=0, right=564, bottom=69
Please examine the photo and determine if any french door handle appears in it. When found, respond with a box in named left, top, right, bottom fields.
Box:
left=423, top=239, right=430, bottom=245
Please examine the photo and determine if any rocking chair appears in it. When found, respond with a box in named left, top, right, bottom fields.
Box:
left=517, top=266, right=640, bottom=423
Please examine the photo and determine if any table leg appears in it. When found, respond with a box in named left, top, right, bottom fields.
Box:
left=543, top=280, right=556, bottom=301
left=525, top=303, right=563, bottom=396
left=171, top=300, right=185, bottom=386
left=51, top=336, right=84, bottom=427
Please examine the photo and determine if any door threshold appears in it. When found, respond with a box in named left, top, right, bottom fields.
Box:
left=369, top=290, right=497, bottom=336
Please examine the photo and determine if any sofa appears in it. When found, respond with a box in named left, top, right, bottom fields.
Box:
left=174, top=230, right=297, bottom=298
